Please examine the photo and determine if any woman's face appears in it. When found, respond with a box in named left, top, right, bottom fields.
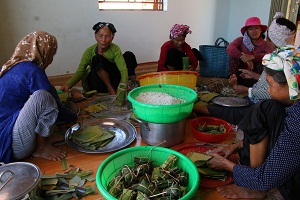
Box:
left=247, top=25, right=262, bottom=40
left=171, top=35, right=186, bottom=48
left=266, top=74, right=293, bottom=105
left=95, top=26, right=114, bottom=49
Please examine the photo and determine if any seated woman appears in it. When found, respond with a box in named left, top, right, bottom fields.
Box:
left=60, top=22, right=138, bottom=95
left=227, top=16, right=272, bottom=87
left=0, top=31, right=77, bottom=163
left=194, top=13, right=296, bottom=126
left=207, top=46, right=300, bottom=199
left=157, top=23, right=203, bottom=71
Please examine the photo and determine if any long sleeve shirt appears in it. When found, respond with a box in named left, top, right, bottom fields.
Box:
left=226, top=37, right=271, bottom=62
left=66, top=43, right=128, bottom=91
left=0, top=62, right=77, bottom=163
left=233, top=101, right=300, bottom=199
left=248, top=71, right=271, bottom=103
left=157, top=41, right=198, bottom=71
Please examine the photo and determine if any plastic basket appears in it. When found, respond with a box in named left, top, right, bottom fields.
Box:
left=96, top=146, right=200, bottom=200
left=127, top=84, right=198, bottom=123
left=137, top=71, right=199, bottom=89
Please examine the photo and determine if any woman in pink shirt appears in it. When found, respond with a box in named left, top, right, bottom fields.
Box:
left=227, top=17, right=272, bottom=87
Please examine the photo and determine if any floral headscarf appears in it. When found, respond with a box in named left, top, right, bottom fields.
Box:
left=268, top=12, right=296, bottom=48
left=0, top=31, right=57, bottom=77
left=262, top=46, right=300, bottom=100
left=170, top=24, right=191, bottom=39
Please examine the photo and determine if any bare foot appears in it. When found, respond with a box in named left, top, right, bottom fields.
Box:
left=229, top=74, right=238, bottom=86
left=217, top=184, right=266, bottom=199
left=33, top=143, right=66, bottom=161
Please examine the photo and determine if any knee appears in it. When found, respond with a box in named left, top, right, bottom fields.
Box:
left=31, top=90, right=57, bottom=108
left=123, top=51, right=135, bottom=58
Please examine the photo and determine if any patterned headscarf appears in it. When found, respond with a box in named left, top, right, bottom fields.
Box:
left=262, top=46, right=300, bottom=100
left=0, top=31, right=57, bottom=77
left=268, top=12, right=296, bottom=48
left=170, top=24, right=191, bottom=39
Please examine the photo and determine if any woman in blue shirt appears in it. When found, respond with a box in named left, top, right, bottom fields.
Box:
left=0, top=31, right=77, bottom=163
left=208, top=46, right=300, bottom=199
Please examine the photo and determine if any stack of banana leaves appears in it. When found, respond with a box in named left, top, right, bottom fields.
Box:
left=40, top=167, right=97, bottom=199
left=108, top=154, right=189, bottom=200
left=187, top=152, right=227, bottom=180
left=70, top=125, right=115, bottom=150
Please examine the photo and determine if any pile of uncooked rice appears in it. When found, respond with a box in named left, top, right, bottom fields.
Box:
left=135, top=92, right=185, bottom=105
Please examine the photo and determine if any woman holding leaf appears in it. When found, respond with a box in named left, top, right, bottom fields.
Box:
left=0, top=31, right=77, bottom=163
left=60, top=22, right=138, bottom=99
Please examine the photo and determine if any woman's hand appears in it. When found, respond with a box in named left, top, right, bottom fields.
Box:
left=207, top=152, right=235, bottom=172
left=207, top=144, right=239, bottom=159
left=246, top=60, right=254, bottom=70
left=233, top=85, right=249, bottom=95
left=240, top=53, right=254, bottom=63
left=60, top=84, right=70, bottom=92
left=239, top=69, right=260, bottom=80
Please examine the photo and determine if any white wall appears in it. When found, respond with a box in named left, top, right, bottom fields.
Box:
left=0, top=0, right=271, bottom=76
left=227, top=0, right=271, bottom=42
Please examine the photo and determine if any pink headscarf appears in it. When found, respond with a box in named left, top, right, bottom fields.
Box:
left=170, top=24, right=192, bottom=39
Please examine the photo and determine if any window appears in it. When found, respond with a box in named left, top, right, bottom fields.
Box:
left=98, top=0, right=167, bottom=11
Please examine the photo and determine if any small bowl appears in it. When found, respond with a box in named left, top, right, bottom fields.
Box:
left=190, top=117, right=231, bottom=143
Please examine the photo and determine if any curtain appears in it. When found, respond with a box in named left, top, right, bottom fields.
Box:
left=268, top=0, right=298, bottom=25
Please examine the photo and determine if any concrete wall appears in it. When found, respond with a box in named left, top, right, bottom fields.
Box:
left=0, top=0, right=271, bottom=76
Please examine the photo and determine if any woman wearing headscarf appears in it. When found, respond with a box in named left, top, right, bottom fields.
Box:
left=227, top=16, right=272, bottom=87
left=60, top=22, right=138, bottom=97
left=194, top=13, right=296, bottom=126
left=0, top=31, right=77, bottom=163
left=207, top=46, right=300, bottom=199
left=157, top=24, right=203, bottom=71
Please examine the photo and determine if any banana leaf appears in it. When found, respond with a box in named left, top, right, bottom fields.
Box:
left=162, top=183, right=180, bottom=198
left=169, top=166, right=182, bottom=177
left=197, top=124, right=226, bottom=134
left=135, top=163, right=152, bottom=176
left=134, top=156, right=153, bottom=166
left=84, top=103, right=103, bottom=113
left=115, top=83, right=127, bottom=107
left=121, top=165, right=137, bottom=183
left=61, top=158, right=68, bottom=171
left=133, top=179, right=155, bottom=196
left=186, top=152, right=212, bottom=162
left=161, top=154, right=177, bottom=169
left=178, top=171, right=188, bottom=186
left=71, top=125, right=115, bottom=150
left=153, top=179, right=174, bottom=189
left=136, top=191, right=150, bottom=200
left=119, top=189, right=137, bottom=200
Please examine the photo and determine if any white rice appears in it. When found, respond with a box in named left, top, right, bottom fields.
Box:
left=135, top=92, right=185, bottom=105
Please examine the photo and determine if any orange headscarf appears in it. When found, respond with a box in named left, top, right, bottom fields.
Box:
left=0, top=31, right=57, bottom=77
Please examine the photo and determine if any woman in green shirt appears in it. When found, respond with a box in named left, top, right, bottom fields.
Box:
left=60, top=22, right=137, bottom=94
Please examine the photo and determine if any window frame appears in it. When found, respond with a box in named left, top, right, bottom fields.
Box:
left=98, top=0, right=166, bottom=11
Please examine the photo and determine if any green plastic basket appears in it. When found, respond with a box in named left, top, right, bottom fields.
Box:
left=127, top=84, right=198, bottom=123
left=96, top=146, right=200, bottom=200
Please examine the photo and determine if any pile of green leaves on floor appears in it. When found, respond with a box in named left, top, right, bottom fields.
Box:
left=70, top=125, right=115, bottom=150
left=38, top=165, right=97, bottom=199
left=108, top=154, right=189, bottom=199
left=187, top=152, right=228, bottom=181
